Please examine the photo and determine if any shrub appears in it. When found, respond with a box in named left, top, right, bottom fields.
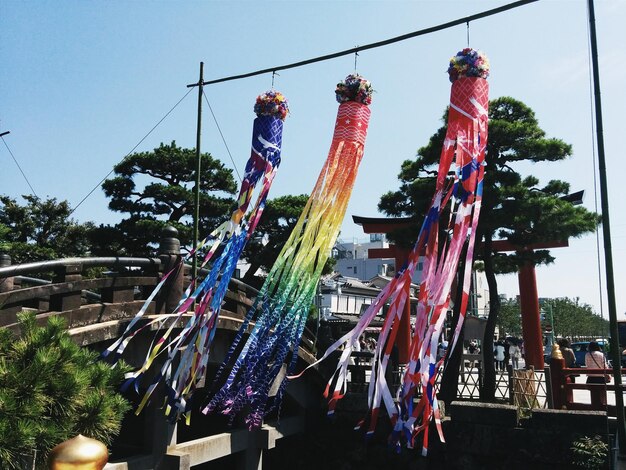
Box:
left=571, top=435, right=609, bottom=469
left=0, top=312, right=131, bottom=469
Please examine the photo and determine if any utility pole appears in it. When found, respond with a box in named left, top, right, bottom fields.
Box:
left=587, top=0, right=626, bottom=453
left=192, top=62, right=204, bottom=285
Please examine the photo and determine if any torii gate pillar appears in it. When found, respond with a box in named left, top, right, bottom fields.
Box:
left=518, top=258, right=544, bottom=369
left=352, top=216, right=415, bottom=364
left=492, top=240, right=569, bottom=370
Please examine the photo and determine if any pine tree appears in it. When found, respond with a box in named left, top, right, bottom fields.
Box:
left=379, top=97, right=599, bottom=400
left=0, top=313, right=130, bottom=469
left=89, top=141, right=237, bottom=256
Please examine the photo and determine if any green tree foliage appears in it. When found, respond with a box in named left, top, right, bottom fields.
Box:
left=90, top=141, right=237, bottom=256
left=549, top=297, right=608, bottom=339
left=498, top=297, right=523, bottom=338
left=0, top=195, right=93, bottom=263
left=379, top=97, right=599, bottom=400
left=0, top=313, right=131, bottom=469
left=498, top=296, right=607, bottom=339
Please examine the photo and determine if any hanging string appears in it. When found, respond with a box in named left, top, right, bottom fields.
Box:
left=354, top=49, right=359, bottom=72
left=69, top=87, right=195, bottom=216
left=1, top=134, right=39, bottom=198
left=271, top=71, right=278, bottom=89
left=580, top=3, right=611, bottom=422
left=202, top=91, right=242, bottom=183
left=0, top=87, right=196, bottom=295
left=584, top=3, right=605, bottom=326
left=466, top=21, right=471, bottom=47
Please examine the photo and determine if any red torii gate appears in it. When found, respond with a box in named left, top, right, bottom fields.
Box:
left=491, top=239, right=569, bottom=370
left=492, top=189, right=584, bottom=368
left=353, top=215, right=569, bottom=370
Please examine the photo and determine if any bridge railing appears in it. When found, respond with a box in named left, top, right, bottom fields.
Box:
left=0, top=227, right=317, bottom=357
left=0, top=254, right=163, bottom=330
left=547, top=356, right=626, bottom=415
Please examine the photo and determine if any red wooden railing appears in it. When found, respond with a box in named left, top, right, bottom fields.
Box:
left=549, top=356, right=626, bottom=414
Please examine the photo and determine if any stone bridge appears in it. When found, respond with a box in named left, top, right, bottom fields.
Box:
left=0, top=228, right=324, bottom=469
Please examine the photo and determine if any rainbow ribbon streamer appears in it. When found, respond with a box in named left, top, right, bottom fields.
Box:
left=101, top=91, right=288, bottom=422
left=294, top=49, right=489, bottom=455
left=204, top=75, right=373, bottom=429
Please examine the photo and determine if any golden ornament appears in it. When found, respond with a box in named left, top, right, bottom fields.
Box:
left=48, top=434, right=108, bottom=470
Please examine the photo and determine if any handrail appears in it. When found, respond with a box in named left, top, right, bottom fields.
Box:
left=562, top=366, right=625, bottom=374
left=15, top=276, right=51, bottom=285
left=16, top=275, right=102, bottom=301
left=0, top=252, right=318, bottom=356
left=0, top=257, right=261, bottom=298
left=549, top=357, right=626, bottom=412
left=0, top=257, right=162, bottom=278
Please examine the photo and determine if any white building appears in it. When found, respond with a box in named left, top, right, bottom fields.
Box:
left=331, top=235, right=489, bottom=320
left=318, top=274, right=380, bottom=318
left=333, top=234, right=424, bottom=283
left=317, top=273, right=419, bottom=337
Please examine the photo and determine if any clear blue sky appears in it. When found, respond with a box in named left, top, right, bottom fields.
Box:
left=2, top=0, right=625, bottom=320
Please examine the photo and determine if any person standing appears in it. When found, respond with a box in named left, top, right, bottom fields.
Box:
left=585, top=341, right=610, bottom=407
left=557, top=338, right=577, bottom=383
left=585, top=341, right=609, bottom=382
left=558, top=338, right=576, bottom=367
left=494, top=340, right=506, bottom=371
left=437, top=340, right=448, bottom=362
left=503, top=338, right=511, bottom=369
left=509, top=340, right=522, bottom=370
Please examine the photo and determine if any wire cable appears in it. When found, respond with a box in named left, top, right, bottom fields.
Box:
left=1, top=135, right=39, bottom=198
left=69, top=87, right=194, bottom=217
left=585, top=1, right=611, bottom=423
left=188, top=0, right=538, bottom=87
left=0, top=88, right=195, bottom=293
left=584, top=1, right=604, bottom=324
left=202, top=91, right=242, bottom=183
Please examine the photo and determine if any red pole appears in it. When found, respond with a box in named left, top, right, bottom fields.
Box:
left=518, top=259, right=544, bottom=369
left=549, top=355, right=567, bottom=409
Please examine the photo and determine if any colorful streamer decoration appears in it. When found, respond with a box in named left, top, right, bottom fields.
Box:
left=294, top=49, right=489, bottom=455
left=101, top=91, right=289, bottom=422
left=204, top=74, right=373, bottom=428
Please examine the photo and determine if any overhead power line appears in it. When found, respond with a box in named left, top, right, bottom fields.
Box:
left=188, top=0, right=538, bottom=88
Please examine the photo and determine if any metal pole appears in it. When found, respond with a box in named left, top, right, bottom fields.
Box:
left=548, top=302, right=554, bottom=347
left=587, top=0, right=626, bottom=453
left=192, top=62, right=204, bottom=284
